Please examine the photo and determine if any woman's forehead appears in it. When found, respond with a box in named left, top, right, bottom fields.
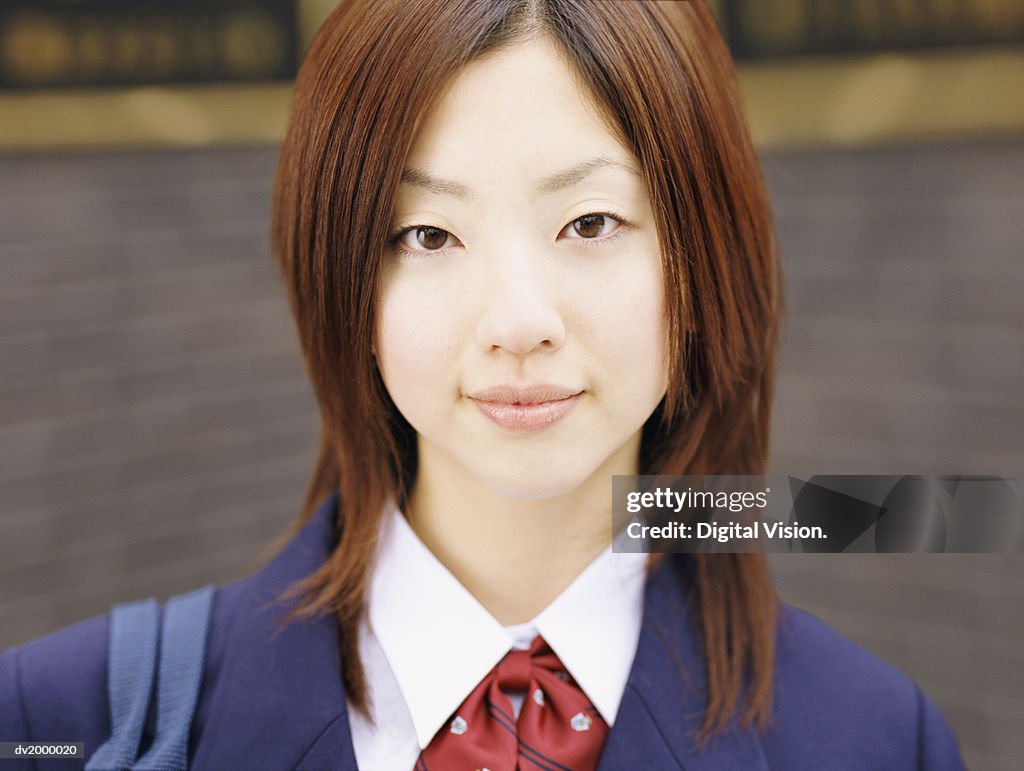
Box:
left=402, top=37, right=633, bottom=194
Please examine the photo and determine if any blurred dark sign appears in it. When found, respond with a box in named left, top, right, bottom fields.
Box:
left=0, top=0, right=299, bottom=89
left=713, top=0, right=1024, bottom=59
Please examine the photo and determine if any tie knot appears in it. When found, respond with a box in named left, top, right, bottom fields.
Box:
left=494, top=634, right=561, bottom=693
left=419, top=633, right=609, bottom=771
left=495, top=647, right=533, bottom=692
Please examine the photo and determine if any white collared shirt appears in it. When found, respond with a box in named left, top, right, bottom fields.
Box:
left=347, top=499, right=649, bottom=771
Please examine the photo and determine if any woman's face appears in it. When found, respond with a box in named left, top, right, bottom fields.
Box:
left=375, top=34, right=669, bottom=499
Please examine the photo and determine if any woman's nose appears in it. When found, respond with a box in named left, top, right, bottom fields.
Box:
left=474, top=248, right=566, bottom=356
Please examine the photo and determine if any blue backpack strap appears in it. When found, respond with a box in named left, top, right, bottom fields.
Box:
left=85, top=597, right=161, bottom=771
left=132, top=584, right=216, bottom=771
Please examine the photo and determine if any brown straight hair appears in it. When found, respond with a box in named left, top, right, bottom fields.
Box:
left=265, top=0, right=783, bottom=740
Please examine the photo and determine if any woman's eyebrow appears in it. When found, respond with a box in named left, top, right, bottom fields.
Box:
left=399, top=155, right=641, bottom=201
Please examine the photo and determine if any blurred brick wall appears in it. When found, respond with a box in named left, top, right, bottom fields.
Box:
left=762, top=138, right=1024, bottom=771
left=1, top=140, right=1021, bottom=768
left=0, top=147, right=317, bottom=639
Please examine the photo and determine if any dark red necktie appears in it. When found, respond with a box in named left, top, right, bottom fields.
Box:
left=415, top=633, right=610, bottom=771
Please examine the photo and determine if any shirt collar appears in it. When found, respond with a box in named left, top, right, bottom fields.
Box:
left=367, top=498, right=648, bottom=750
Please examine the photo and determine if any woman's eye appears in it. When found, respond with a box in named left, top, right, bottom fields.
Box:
left=390, top=211, right=628, bottom=257
left=393, top=226, right=457, bottom=254
left=562, top=212, right=624, bottom=241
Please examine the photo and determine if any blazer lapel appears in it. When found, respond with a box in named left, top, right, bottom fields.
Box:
left=191, top=491, right=359, bottom=770
left=597, top=554, right=770, bottom=771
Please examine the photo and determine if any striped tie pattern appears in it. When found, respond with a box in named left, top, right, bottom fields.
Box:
left=416, top=634, right=609, bottom=771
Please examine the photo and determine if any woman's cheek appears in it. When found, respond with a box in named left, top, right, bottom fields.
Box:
left=379, top=289, right=455, bottom=382
left=599, top=262, right=664, bottom=341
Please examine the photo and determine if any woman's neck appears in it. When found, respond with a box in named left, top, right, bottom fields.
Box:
left=404, top=436, right=640, bottom=625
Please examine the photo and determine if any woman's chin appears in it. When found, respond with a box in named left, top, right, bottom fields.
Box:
left=474, top=466, right=591, bottom=502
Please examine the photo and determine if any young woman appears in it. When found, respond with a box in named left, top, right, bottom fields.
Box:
left=1, top=1, right=966, bottom=769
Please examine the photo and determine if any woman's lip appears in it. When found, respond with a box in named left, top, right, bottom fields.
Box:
left=469, top=384, right=581, bottom=404
left=472, top=393, right=580, bottom=432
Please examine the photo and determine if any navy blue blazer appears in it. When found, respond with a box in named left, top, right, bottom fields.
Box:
left=2, top=491, right=966, bottom=769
